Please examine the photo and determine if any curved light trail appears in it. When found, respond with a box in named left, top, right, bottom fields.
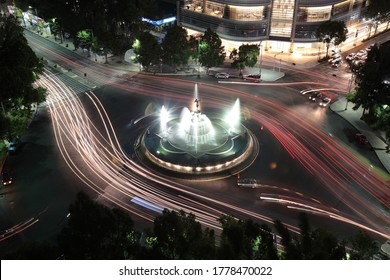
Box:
left=34, top=68, right=390, bottom=241
left=25, top=31, right=389, bottom=241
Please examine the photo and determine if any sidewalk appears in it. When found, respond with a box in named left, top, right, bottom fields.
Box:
left=330, top=97, right=390, bottom=174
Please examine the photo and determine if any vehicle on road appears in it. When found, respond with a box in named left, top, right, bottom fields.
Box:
left=355, top=133, right=369, bottom=145
left=215, top=72, right=230, bottom=79
left=332, top=60, right=342, bottom=68
left=243, top=74, right=261, bottom=82
left=319, top=97, right=331, bottom=107
left=2, top=170, right=13, bottom=186
left=346, top=53, right=356, bottom=61
left=300, top=89, right=313, bottom=95
left=308, top=92, right=322, bottom=102
left=328, top=54, right=341, bottom=63
left=237, top=178, right=257, bottom=188
left=8, top=139, right=18, bottom=155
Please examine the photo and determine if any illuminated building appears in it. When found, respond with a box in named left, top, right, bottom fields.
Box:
left=178, top=0, right=369, bottom=53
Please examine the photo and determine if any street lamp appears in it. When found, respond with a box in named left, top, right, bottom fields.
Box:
left=318, top=47, right=321, bottom=61
left=258, top=41, right=263, bottom=76
left=345, top=73, right=355, bottom=110
left=273, top=51, right=283, bottom=71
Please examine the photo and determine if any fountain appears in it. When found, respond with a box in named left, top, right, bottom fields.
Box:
left=136, top=84, right=259, bottom=180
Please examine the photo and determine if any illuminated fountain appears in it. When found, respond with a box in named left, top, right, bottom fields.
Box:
left=136, top=84, right=258, bottom=180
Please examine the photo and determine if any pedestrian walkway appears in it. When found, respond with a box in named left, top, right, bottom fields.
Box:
left=330, top=97, right=390, bottom=174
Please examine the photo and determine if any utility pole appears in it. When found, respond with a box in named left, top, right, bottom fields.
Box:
left=259, top=41, right=263, bottom=77
left=273, top=51, right=283, bottom=71
left=345, top=73, right=355, bottom=110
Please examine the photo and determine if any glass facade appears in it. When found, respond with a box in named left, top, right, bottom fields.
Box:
left=180, top=0, right=367, bottom=47
left=269, top=0, right=296, bottom=37
left=297, top=6, right=332, bottom=22
left=332, top=0, right=350, bottom=17
left=228, top=5, right=265, bottom=21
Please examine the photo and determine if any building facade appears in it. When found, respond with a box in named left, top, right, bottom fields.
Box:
left=179, top=0, right=369, bottom=54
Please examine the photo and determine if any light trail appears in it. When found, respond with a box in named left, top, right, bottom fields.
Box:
left=34, top=69, right=390, bottom=242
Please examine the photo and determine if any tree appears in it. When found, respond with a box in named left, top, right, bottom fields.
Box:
left=132, top=32, right=161, bottom=71
left=316, top=20, right=348, bottom=57
left=229, top=44, right=260, bottom=73
left=16, top=0, right=159, bottom=57
left=348, top=231, right=379, bottom=260
left=274, top=219, right=302, bottom=259
left=218, top=215, right=277, bottom=260
left=199, top=28, right=225, bottom=70
left=75, top=29, right=94, bottom=50
left=150, top=209, right=215, bottom=259
left=349, top=43, right=390, bottom=125
left=0, top=15, right=46, bottom=140
left=2, top=241, right=59, bottom=260
left=365, top=0, right=390, bottom=33
left=310, top=228, right=346, bottom=260
left=57, top=191, right=139, bottom=259
left=161, top=25, right=191, bottom=71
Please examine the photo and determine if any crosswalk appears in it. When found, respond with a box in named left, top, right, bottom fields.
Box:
left=44, top=65, right=94, bottom=95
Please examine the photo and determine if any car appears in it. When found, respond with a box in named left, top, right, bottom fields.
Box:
left=355, top=133, right=369, bottom=145
left=328, top=54, right=341, bottom=63
left=319, top=97, right=331, bottom=107
left=300, top=89, right=313, bottom=95
left=243, top=74, right=261, bottom=82
left=332, top=61, right=343, bottom=68
left=237, top=178, right=257, bottom=188
left=346, top=53, right=356, bottom=61
left=308, top=91, right=322, bottom=102
left=332, top=57, right=342, bottom=63
left=215, top=72, right=230, bottom=79
left=2, top=170, right=13, bottom=186
left=356, top=49, right=367, bottom=57
left=8, top=139, right=18, bottom=155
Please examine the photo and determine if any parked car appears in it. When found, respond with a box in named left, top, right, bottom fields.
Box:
left=355, top=133, right=369, bottom=145
left=308, top=92, right=322, bottom=102
left=319, top=97, right=331, bottom=107
left=215, top=72, right=230, bottom=79
left=2, top=170, right=13, bottom=186
left=243, top=74, right=261, bottom=82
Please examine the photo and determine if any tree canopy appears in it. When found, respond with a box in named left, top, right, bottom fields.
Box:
left=0, top=14, right=46, bottom=140
left=347, top=43, right=390, bottom=141
left=199, top=28, right=225, bottom=69
left=229, top=44, right=260, bottom=72
left=2, top=193, right=381, bottom=260
left=161, top=25, right=191, bottom=70
left=132, top=32, right=161, bottom=70
left=15, top=0, right=159, bottom=57
left=57, top=191, right=140, bottom=259
left=316, top=20, right=348, bottom=57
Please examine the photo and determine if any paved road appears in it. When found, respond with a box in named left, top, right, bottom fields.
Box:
left=1, top=31, right=389, bottom=257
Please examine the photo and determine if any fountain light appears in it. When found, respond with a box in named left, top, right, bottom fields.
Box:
left=160, top=105, right=169, bottom=136
left=224, top=99, right=241, bottom=133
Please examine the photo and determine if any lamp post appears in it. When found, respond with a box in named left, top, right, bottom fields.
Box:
left=258, top=41, right=263, bottom=77
left=353, top=29, right=358, bottom=46
left=318, top=47, right=321, bottom=61
left=345, top=73, right=355, bottom=110
left=273, top=51, right=283, bottom=71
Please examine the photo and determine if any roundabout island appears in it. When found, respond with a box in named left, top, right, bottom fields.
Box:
left=135, top=84, right=259, bottom=180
